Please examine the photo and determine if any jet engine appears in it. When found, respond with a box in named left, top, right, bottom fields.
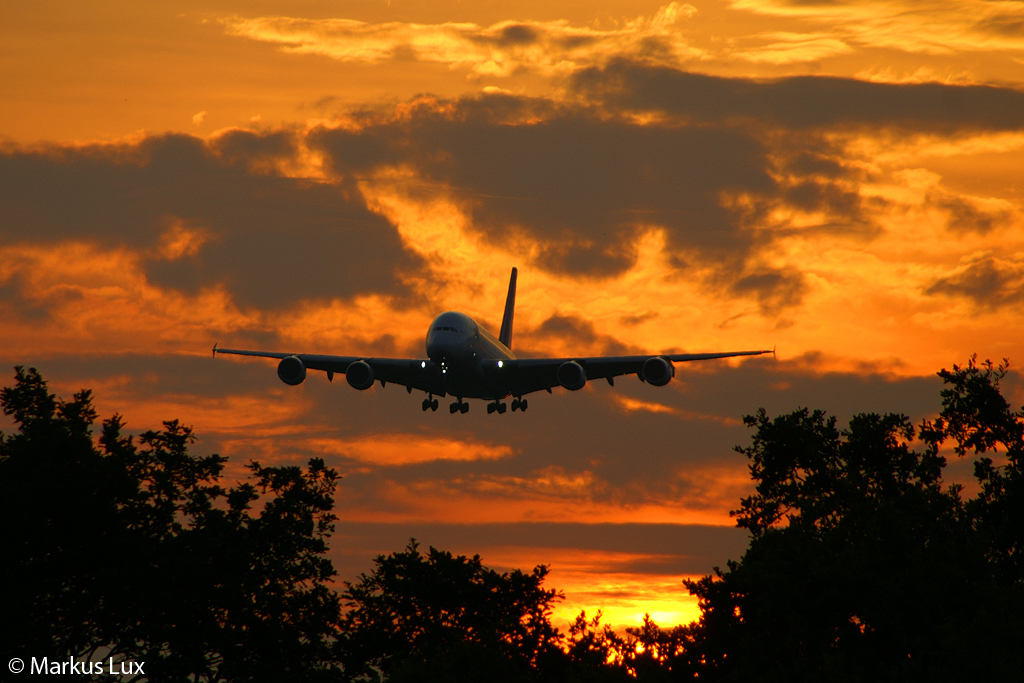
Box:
left=346, top=360, right=375, bottom=390
left=640, top=357, right=674, bottom=386
left=277, top=356, right=307, bottom=386
left=557, top=361, right=587, bottom=391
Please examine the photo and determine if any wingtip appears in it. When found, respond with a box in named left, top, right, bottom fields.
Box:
left=212, top=342, right=218, bottom=359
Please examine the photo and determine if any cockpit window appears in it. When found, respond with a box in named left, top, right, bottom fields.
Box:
left=434, top=326, right=459, bottom=332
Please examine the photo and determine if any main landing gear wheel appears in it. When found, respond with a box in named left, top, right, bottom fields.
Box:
left=511, top=398, right=528, bottom=411
left=422, top=397, right=439, bottom=411
left=487, top=401, right=508, bottom=414
left=450, top=400, right=469, bottom=414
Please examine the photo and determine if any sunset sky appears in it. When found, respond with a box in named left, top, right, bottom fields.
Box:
left=4, top=0, right=1024, bottom=628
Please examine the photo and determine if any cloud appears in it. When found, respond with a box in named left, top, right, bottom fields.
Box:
left=530, top=313, right=644, bottom=358
left=928, top=189, right=1016, bottom=235
left=571, top=60, right=1024, bottom=133
left=735, top=32, right=853, bottom=65
left=310, top=73, right=1019, bottom=312
left=310, top=92, right=785, bottom=283
left=325, top=433, right=515, bottom=466
left=609, top=394, right=744, bottom=425
left=220, top=3, right=703, bottom=77
left=0, top=131, right=422, bottom=311
left=729, top=0, right=1024, bottom=55
left=729, top=268, right=808, bottom=315
left=0, top=240, right=259, bottom=358
left=926, top=256, right=1024, bottom=309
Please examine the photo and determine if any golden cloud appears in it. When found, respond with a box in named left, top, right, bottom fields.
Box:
left=314, top=433, right=515, bottom=466
left=730, top=0, right=1024, bottom=55
left=0, top=240, right=258, bottom=358
left=221, top=3, right=704, bottom=77
left=610, top=395, right=744, bottom=426
left=735, top=32, right=853, bottom=64
left=157, top=219, right=215, bottom=261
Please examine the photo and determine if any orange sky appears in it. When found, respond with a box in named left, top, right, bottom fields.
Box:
left=3, top=0, right=1024, bottom=629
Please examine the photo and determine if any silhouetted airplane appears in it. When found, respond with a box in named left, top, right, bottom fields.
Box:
left=214, top=268, right=772, bottom=414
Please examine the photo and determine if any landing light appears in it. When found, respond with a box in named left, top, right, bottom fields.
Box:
left=497, top=361, right=504, bottom=368
left=421, top=361, right=426, bottom=368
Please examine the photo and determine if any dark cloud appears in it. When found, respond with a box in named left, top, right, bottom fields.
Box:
left=975, top=12, right=1024, bottom=37
left=328, top=521, right=751, bottom=580
left=311, top=94, right=781, bottom=280
left=926, top=257, right=1024, bottom=309
left=571, top=61, right=1024, bottom=133
left=206, top=129, right=298, bottom=171
left=784, top=150, right=850, bottom=178
left=730, top=268, right=808, bottom=316
left=530, top=313, right=644, bottom=357
left=784, top=178, right=862, bottom=215
left=929, top=191, right=1014, bottom=235
left=308, top=87, right=899, bottom=312
left=0, top=132, right=421, bottom=310
left=619, top=311, right=658, bottom=326
left=0, top=271, right=69, bottom=322
left=498, top=24, right=539, bottom=46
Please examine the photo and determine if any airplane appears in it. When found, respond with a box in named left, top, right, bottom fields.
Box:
left=213, top=268, right=772, bottom=414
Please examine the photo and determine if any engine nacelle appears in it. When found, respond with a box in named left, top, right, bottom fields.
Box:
left=277, top=356, right=307, bottom=386
left=640, top=357, right=674, bottom=386
left=557, top=360, right=587, bottom=391
left=346, top=360, right=375, bottom=390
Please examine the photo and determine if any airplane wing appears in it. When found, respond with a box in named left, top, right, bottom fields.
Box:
left=212, top=347, right=447, bottom=396
left=484, top=349, right=773, bottom=397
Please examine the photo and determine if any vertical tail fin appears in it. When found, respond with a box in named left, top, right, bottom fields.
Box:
left=499, top=267, right=517, bottom=350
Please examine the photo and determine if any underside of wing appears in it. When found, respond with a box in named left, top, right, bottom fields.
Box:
left=499, top=349, right=773, bottom=396
left=213, top=347, right=446, bottom=396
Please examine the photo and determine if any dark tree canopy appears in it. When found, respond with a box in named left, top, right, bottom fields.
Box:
left=339, top=540, right=567, bottom=682
left=678, top=356, right=1024, bottom=682
left=0, top=367, right=344, bottom=682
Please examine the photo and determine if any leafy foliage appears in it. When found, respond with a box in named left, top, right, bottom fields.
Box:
left=923, top=357, right=1024, bottom=582
left=0, top=367, right=344, bottom=682
left=339, top=540, right=567, bottom=682
left=677, top=356, right=1024, bottom=682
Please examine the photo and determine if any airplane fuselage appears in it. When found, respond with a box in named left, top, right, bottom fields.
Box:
left=426, top=311, right=515, bottom=400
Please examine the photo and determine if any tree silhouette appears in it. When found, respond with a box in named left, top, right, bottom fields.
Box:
left=338, top=540, right=569, bottom=682
left=922, top=357, right=1024, bottom=583
left=0, top=367, right=344, bottom=682
left=678, top=357, right=1024, bottom=682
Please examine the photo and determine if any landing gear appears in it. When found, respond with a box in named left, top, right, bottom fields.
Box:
left=511, top=397, right=528, bottom=412
left=450, top=399, right=469, bottom=414
left=487, top=401, right=508, bottom=414
left=422, top=396, right=439, bottom=411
